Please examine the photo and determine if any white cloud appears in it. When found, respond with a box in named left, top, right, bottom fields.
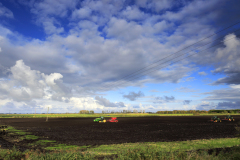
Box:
left=43, top=73, right=63, bottom=86
left=20, top=0, right=77, bottom=35
left=29, top=0, right=77, bottom=17
left=195, top=101, right=216, bottom=110
left=135, top=0, right=176, bottom=13
left=229, top=84, right=240, bottom=89
left=201, top=87, right=240, bottom=102
left=39, top=17, right=64, bottom=35
left=106, top=17, right=143, bottom=41
left=0, top=3, right=14, bottom=18
left=44, top=104, right=53, bottom=110
left=71, top=7, right=92, bottom=19
left=153, top=20, right=171, bottom=33
left=213, top=34, right=240, bottom=74
left=0, top=60, right=71, bottom=102
left=121, top=6, right=147, bottom=20
left=198, top=71, right=207, bottom=76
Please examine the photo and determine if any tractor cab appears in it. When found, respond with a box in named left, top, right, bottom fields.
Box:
left=94, top=116, right=105, bottom=122
left=211, top=116, right=218, bottom=120
left=225, top=115, right=231, bottom=119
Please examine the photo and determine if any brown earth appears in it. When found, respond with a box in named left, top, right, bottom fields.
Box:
left=0, top=115, right=239, bottom=152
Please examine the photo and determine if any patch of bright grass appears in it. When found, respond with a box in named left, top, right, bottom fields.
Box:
left=45, top=144, right=84, bottom=150
left=86, top=138, right=240, bottom=155
left=28, top=140, right=56, bottom=147
left=23, top=135, right=39, bottom=140
left=5, top=126, right=31, bottom=136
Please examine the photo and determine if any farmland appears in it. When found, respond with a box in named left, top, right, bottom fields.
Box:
left=0, top=115, right=240, bottom=159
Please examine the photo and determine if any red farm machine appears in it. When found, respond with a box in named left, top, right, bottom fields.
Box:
left=107, top=117, right=118, bottom=123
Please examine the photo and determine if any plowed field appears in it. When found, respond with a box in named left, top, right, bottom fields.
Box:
left=0, top=116, right=239, bottom=149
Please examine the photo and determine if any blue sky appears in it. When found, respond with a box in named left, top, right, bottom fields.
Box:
left=0, top=0, right=240, bottom=113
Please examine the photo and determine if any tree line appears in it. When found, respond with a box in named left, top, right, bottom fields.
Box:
left=79, top=110, right=146, bottom=114
left=156, top=109, right=240, bottom=114
left=79, top=109, right=240, bottom=114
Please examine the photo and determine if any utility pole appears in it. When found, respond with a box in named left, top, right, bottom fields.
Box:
left=46, top=107, right=49, bottom=122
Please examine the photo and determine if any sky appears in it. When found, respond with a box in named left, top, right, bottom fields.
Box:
left=0, top=0, right=240, bottom=114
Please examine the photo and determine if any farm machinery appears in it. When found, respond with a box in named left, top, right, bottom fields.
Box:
left=210, top=116, right=221, bottom=122
left=222, top=115, right=235, bottom=121
left=93, top=117, right=118, bottom=123
left=93, top=116, right=106, bottom=123
left=107, top=117, right=118, bottom=123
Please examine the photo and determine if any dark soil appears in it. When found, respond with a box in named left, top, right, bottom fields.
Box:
left=0, top=115, right=239, bottom=152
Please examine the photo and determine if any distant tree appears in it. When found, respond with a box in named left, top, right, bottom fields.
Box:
left=133, top=109, right=138, bottom=113
left=89, top=110, right=94, bottom=114
left=79, top=110, right=89, bottom=114
left=127, top=110, right=132, bottom=113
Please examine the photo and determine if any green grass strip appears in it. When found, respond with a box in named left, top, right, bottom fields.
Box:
left=85, top=138, right=240, bottom=156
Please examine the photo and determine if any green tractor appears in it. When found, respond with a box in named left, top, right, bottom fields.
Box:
left=93, top=116, right=106, bottom=123
left=222, top=115, right=235, bottom=122
left=210, top=116, right=221, bottom=122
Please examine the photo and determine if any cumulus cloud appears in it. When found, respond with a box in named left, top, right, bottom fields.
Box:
left=190, top=33, right=240, bottom=86
left=0, top=60, right=71, bottom=102
left=123, top=91, right=144, bottom=101
left=19, top=0, right=78, bottom=35
left=71, top=7, right=92, bottom=19
left=121, top=6, right=147, bottom=20
left=106, top=17, right=143, bottom=41
left=40, top=17, right=64, bottom=35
